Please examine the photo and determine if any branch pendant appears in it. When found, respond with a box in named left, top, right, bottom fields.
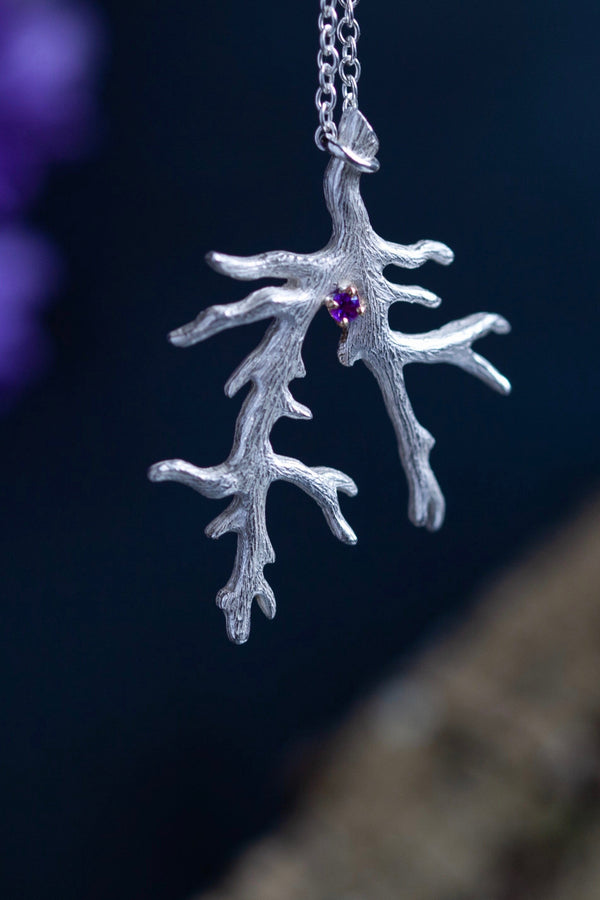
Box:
left=149, top=110, right=510, bottom=644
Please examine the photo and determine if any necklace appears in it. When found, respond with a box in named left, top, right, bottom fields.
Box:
left=149, top=1, right=511, bottom=644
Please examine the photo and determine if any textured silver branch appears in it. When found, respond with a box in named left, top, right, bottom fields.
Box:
left=150, top=108, right=510, bottom=643
left=150, top=281, right=358, bottom=644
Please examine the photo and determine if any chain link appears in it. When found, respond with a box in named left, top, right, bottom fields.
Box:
left=315, top=2, right=340, bottom=150
left=338, top=0, right=361, bottom=110
left=315, top=0, right=361, bottom=151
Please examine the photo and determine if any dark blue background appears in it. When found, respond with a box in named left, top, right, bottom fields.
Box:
left=2, top=1, right=599, bottom=898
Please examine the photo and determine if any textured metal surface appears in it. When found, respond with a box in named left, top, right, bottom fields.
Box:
left=149, top=109, right=511, bottom=644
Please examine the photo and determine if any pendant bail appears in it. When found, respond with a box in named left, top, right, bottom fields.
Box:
left=326, top=134, right=380, bottom=173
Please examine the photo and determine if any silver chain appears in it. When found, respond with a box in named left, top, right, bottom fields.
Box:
left=338, top=0, right=361, bottom=111
left=315, top=0, right=361, bottom=151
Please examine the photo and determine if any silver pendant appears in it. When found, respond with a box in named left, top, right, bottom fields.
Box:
left=149, top=110, right=510, bottom=643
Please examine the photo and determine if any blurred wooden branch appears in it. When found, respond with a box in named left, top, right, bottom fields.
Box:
left=195, top=495, right=600, bottom=900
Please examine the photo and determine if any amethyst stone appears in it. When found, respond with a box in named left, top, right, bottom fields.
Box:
left=327, top=287, right=363, bottom=325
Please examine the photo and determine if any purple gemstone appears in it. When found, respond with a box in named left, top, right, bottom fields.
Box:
left=327, top=288, right=362, bottom=324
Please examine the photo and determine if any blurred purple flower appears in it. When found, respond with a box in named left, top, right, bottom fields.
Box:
left=0, top=0, right=104, bottom=409
left=0, top=226, right=60, bottom=411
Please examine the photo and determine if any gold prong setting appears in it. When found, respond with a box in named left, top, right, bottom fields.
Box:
left=325, top=284, right=365, bottom=328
